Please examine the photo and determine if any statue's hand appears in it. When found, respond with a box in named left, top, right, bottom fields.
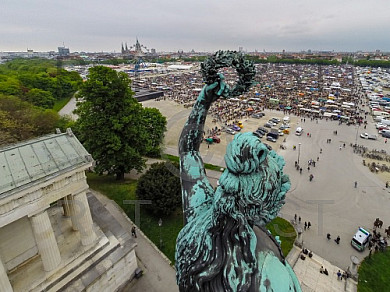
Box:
left=204, top=73, right=230, bottom=103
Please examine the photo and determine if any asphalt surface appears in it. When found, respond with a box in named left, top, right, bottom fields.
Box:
left=276, top=112, right=389, bottom=270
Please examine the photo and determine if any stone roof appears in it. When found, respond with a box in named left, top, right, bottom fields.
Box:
left=0, top=129, right=92, bottom=196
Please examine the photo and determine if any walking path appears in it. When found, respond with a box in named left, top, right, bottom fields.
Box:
left=287, top=246, right=357, bottom=292
left=90, top=190, right=178, bottom=292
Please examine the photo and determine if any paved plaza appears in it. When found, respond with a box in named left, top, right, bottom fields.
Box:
left=141, top=98, right=389, bottom=291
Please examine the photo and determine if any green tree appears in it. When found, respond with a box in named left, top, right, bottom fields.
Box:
left=0, top=94, right=61, bottom=146
left=136, top=162, right=181, bottom=216
left=141, top=107, right=167, bottom=157
left=25, top=88, right=55, bottom=108
left=74, top=66, right=148, bottom=180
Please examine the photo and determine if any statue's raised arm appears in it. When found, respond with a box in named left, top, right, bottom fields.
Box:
left=178, top=75, right=229, bottom=224
left=179, top=50, right=256, bottom=224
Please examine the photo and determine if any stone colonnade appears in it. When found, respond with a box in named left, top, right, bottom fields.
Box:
left=0, top=191, right=96, bottom=292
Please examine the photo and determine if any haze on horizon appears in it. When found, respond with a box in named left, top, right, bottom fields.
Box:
left=1, top=0, right=389, bottom=53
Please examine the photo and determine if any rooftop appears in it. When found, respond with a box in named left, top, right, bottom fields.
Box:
left=0, top=129, right=92, bottom=197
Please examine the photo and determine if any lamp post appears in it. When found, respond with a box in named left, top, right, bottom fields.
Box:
left=158, top=218, right=163, bottom=249
left=298, top=143, right=302, bottom=164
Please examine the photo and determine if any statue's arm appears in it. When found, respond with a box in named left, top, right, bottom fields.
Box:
left=179, top=78, right=228, bottom=223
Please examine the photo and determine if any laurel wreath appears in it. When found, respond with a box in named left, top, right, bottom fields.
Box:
left=200, top=50, right=256, bottom=97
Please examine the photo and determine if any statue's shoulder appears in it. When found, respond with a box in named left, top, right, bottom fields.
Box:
left=253, top=226, right=302, bottom=291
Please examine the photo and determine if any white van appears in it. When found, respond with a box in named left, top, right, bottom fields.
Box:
left=351, top=227, right=372, bottom=251
left=283, top=116, right=290, bottom=123
left=295, top=127, right=303, bottom=136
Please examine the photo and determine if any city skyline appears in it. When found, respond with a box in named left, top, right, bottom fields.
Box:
left=1, top=0, right=390, bottom=53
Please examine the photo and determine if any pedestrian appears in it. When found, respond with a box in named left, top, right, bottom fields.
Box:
left=327, top=233, right=331, bottom=240
left=304, top=222, right=307, bottom=230
left=308, top=222, right=311, bottom=229
left=294, top=214, right=297, bottom=222
left=369, top=246, right=372, bottom=259
left=313, top=161, right=316, bottom=167
left=131, top=226, right=137, bottom=238
left=386, top=181, right=389, bottom=188
left=317, top=156, right=319, bottom=161
left=337, top=270, right=342, bottom=280
left=300, top=167, right=302, bottom=174
left=335, top=236, right=340, bottom=244
left=354, top=181, right=357, bottom=188
left=299, top=216, right=301, bottom=224
left=320, top=148, right=322, bottom=153
left=320, top=266, right=324, bottom=274
left=308, top=166, right=310, bottom=172
left=339, top=145, right=342, bottom=150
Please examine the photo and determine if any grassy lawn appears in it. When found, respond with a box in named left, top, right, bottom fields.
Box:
left=358, top=247, right=390, bottom=292
left=87, top=172, right=296, bottom=264
left=87, top=172, right=182, bottom=264
left=53, top=97, right=72, bottom=112
left=266, top=217, right=296, bottom=257
left=162, top=153, right=223, bottom=172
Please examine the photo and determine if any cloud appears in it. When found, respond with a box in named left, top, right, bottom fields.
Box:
left=1, top=0, right=389, bottom=52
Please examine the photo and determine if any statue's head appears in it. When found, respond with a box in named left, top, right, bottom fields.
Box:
left=215, top=132, right=290, bottom=225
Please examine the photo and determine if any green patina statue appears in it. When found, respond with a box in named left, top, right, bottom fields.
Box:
left=176, top=51, right=301, bottom=291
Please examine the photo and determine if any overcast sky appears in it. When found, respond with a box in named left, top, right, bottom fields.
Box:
left=1, top=0, right=390, bottom=53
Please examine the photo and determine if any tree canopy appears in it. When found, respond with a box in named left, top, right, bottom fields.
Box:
left=0, top=58, right=82, bottom=108
left=136, top=162, right=181, bottom=216
left=0, top=94, right=63, bottom=145
left=74, top=66, right=166, bottom=180
left=0, top=58, right=80, bottom=147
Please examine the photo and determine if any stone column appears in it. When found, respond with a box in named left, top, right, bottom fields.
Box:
left=61, top=195, right=72, bottom=217
left=0, top=255, right=13, bottom=292
left=70, top=192, right=96, bottom=246
left=30, top=211, right=61, bottom=271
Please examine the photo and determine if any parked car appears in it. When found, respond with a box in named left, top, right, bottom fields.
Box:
left=376, top=122, right=386, bottom=129
left=257, top=127, right=268, bottom=133
left=252, top=112, right=265, bottom=119
left=382, top=131, right=390, bottom=138
left=267, top=132, right=279, bottom=139
left=254, top=130, right=263, bottom=138
left=264, top=123, right=272, bottom=128
left=231, top=125, right=241, bottom=131
left=360, top=133, right=378, bottom=140
left=225, top=128, right=236, bottom=135
left=266, top=136, right=277, bottom=142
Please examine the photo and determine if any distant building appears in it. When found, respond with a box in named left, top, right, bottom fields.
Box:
left=58, top=46, right=70, bottom=56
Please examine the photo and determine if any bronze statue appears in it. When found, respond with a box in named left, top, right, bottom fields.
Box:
left=175, top=51, right=301, bottom=291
